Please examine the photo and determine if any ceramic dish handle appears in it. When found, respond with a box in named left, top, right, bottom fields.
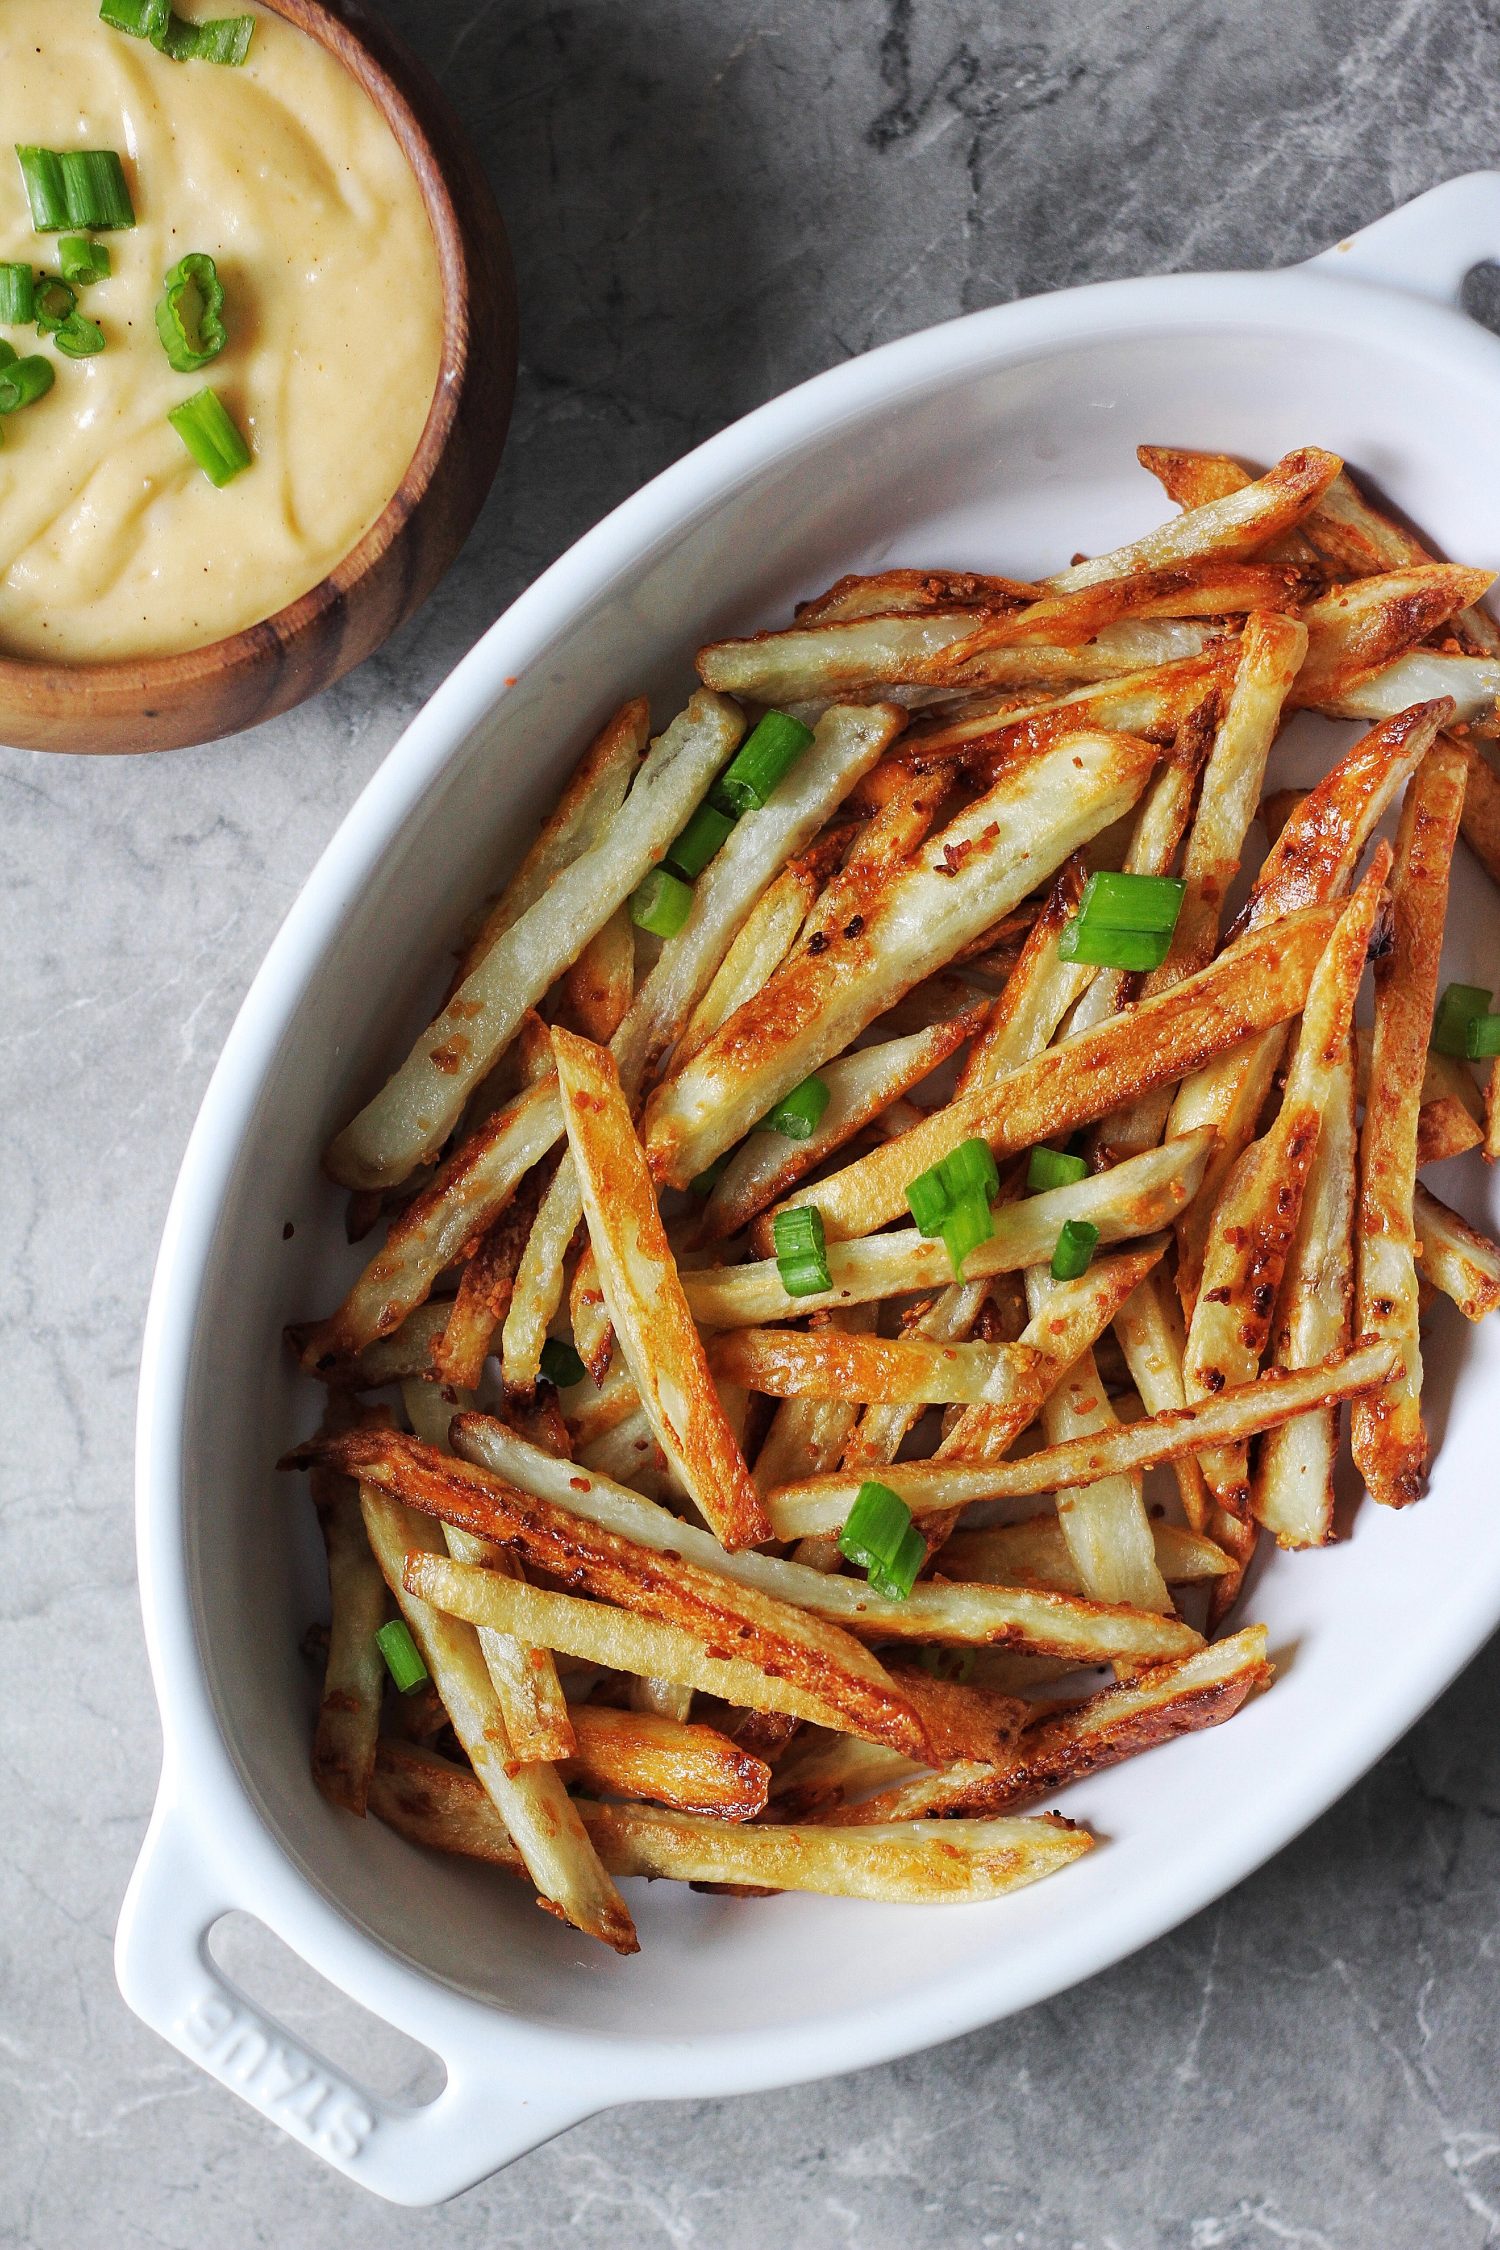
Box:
left=115, top=1788, right=590, bottom=2204
left=1304, top=169, right=1500, bottom=303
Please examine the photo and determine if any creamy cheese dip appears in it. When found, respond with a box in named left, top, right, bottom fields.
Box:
left=0, top=0, right=444, bottom=661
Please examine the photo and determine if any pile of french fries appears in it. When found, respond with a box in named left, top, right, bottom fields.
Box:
left=283, top=444, right=1500, bottom=1956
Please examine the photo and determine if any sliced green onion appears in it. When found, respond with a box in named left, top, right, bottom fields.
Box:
left=1051, top=1217, right=1100, bottom=1282
left=761, top=1075, right=830, bottom=1141
left=1433, top=982, right=1492, bottom=1058
left=59, top=150, right=136, bottom=230
left=375, top=1618, right=428, bottom=1695
left=100, top=0, right=172, bottom=34
left=772, top=1204, right=832, bottom=1298
left=630, top=864, right=693, bottom=938
left=838, top=1479, right=926, bottom=1601
left=156, top=252, right=227, bottom=373
left=1465, top=1014, right=1500, bottom=1060
left=905, top=1136, right=1000, bottom=1238
left=0, top=265, right=34, bottom=323
left=689, top=1152, right=731, bottom=1198
left=1073, top=870, right=1187, bottom=934
left=539, top=1336, right=586, bottom=1389
left=156, top=11, right=255, bottom=61
left=58, top=236, right=111, bottom=285
left=940, top=1195, right=994, bottom=1278
left=16, top=148, right=68, bottom=231
left=905, top=1163, right=953, bottom=1236
left=168, top=385, right=250, bottom=485
left=32, top=276, right=77, bottom=334
left=1027, top=1145, right=1088, bottom=1192
left=665, top=799, right=736, bottom=880
left=0, top=354, right=55, bottom=412
left=710, top=710, right=816, bottom=816
left=1057, top=920, right=1173, bottom=971
left=54, top=311, right=105, bottom=358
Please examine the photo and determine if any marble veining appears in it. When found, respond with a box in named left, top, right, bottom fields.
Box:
left=7, top=2, right=1500, bottom=2241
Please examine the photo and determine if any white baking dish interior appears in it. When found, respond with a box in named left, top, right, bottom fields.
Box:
left=120, top=176, right=1500, bottom=2201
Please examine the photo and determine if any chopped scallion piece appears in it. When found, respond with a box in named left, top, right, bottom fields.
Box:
left=1051, top=1217, right=1100, bottom=1281
left=539, top=1336, right=586, bottom=1389
left=689, top=1152, right=730, bottom=1198
left=54, top=312, right=105, bottom=358
left=1432, top=982, right=1492, bottom=1058
left=905, top=1136, right=1000, bottom=1247
left=1073, top=869, right=1187, bottom=933
left=1057, top=920, right=1174, bottom=971
left=32, top=276, right=77, bottom=334
left=16, top=147, right=68, bottom=232
left=155, top=251, right=226, bottom=371
left=1027, top=1145, right=1088, bottom=1192
left=665, top=798, right=736, bottom=880
left=710, top=710, right=815, bottom=816
left=630, top=864, right=693, bottom=938
left=1465, top=1013, right=1500, bottom=1060
left=0, top=265, right=34, bottom=323
left=375, top=1618, right=428, bottom=1695
left=772, top=1204, right=832, bottom=1298
left=760, top=1075, right=830, bottom=1141
left=59, top=150, right=136, bottom=230
left=58, top=235, right=111, bottom=285
left=100, top=0, right=171, bottom=34
left=838, top=1479, right=926, bottom=1601
left=168, top=385, right=250, bottom=484
left=940, top=1195, right=994, bottom=1278
left=0, top=354, right=55, bottom=412
left=100, top=0, right=254, bottom=63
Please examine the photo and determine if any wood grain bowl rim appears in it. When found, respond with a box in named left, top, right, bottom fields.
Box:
left=0, top=0, right=514, bottom=743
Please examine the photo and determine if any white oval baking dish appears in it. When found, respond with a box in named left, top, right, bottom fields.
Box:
left=117, top=174, right=1500, bottom=2206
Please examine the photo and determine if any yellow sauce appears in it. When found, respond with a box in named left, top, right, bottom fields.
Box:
left=0, top=0, right=444, bottom=661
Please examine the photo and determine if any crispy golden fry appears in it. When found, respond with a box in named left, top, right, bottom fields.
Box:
left=561, top=1705, right=770, bottom=1819
left=886, top=1665, right=1029, bottom=1764
left=358, top=1484, right=635, bottom=1951
left=308, top=1465, right=387, bottom=1815
left=942, top=1516, right=1230, bottom=1593
left=825, top=1629, right=1272, bottom=1823
left=764, top=1337, right=1396, bottom=1537
left=1329, top=651, right=1500, bottom=727
left=751, top=1306, right=875, bottom=1497
left=567, top=1244, right=611, bottom=1384
left=709, top=1326, right=1051, bottom=1407
left=1352, top=740, right=1468, bottom=1507
left=769, top=1733, right=924, bottom=1820
left=795, top=569, right=1038, bottom=624
left=923, top=559, right=1307, bottom=669
left=430, top=1182, right=541, bottom=1391
left=1183, top=859, right=1386, bottom=1516
left=1110, top=1270, right=1210, bottom=1532
left=304, top=1424, right=926, bottom=1754
left=645, top=731, right=1162, bottom=1186
left=1045, top=447, right=1341, bottom=593
left=560, top=905, right=635, bottom=1045
left=450, top=698, right=647, bottom=989
left=1253, top=1020, right=1357, bottom=1550
left=1292, top=567, right=1495, bottom=706
left=697, top=608, right=1031, bottom=704
left=1355, top=1026, right=1483, bottom=1126
left=684, top=1135, right=1208, bottom=1327
left=399, top=1378, right=577, bottom=1763
left=1452, top=736, right=1500, bottom=894
left=327, top=692, right=743, bottom=1191
left=370, top=1739, right=1092, bottom=1903
left=903, top=655, right=1228, bottom=769
left=772, top=903, right=1341, bottom=1243
left=1135, top=444, right=1322, bottom=566
left=1416, top=1096, right=1483, bottom=1167
left=1414, top=1183, right=1500, bottom=1321
left=676, top=862, right=816, bottom=1063
left=703, top=1010, right=984, bottom=1243
left=302, top=1074, right=565, bottom=1366
left=954, top=856, right=1093, bottom=1098
left=552, top=1027, right=768, bottom=1548
left=316, top=1298, right=450, bottom=1389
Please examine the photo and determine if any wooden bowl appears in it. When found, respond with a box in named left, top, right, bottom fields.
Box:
left=0, top=0, right=517, bottom=756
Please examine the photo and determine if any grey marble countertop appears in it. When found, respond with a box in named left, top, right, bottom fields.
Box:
left=8, top=2, right=1500, bottom=2242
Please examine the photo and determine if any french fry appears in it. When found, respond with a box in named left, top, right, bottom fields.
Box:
left=825, top=1629, right=1272, bottom=1823
left=763, top=1338, right=1396, bottom=1538
left=770, top=904, right=1340, bottom=1244
left=370, top=1740, right=1093, bottom=1903
left=1183, top=859, right=1386, bottom=1516
left=887, top=1665, right=1028, bottom=1763
left=1452, top=735, right=1500, bottom=893
left=561, top=1705, right=770, bottom=1819
left=675, top=862, right=817, bottom=1063
left=358, top=1484, right=635, bottom=1951
left=568, top=1244, right=612, bottom=1383
left=430, top=1178, right=543, bottom=1391
left=1416, top=1096, right=1483, bottom=1167
left=449, top=698, right=647, bottom=988
left=1327, top=650, right=1500, bottom=727
left=326, top=691, right=744, bottom=1191
left=684, top=1135, right=1208, bottom=1327
left=923, top=559, right=1307, bottom=668
left=560, top=906, right=634, bottom=1045
left=315, top=1298, right=450, bottom=1389
left=751, top=1306, right=875, bottom=1498
left=941, top=1516, right=1230, bottom=1593
left=1044, top=447, right=1341, bottom=592
left=710, top=1326, right=1052, bottom=1407
left=1414, top=1183, right=1500, bottom=1321
left=308, top=1465, right=387, bottom=1815
left=1352, top=740, right=1468, bottom=1506
left=1291, top=568, right=1494, bottom=707
left=1135, top=444, right=1323, bottom=568
left=795, top=569, right=1038, bottom=624
left=703, top=1010, right=985, bottom=1243
left=697, top=609, right=1033, bottom=705
left=769, top=1732, right=924, bottom=1820
left=903, top=655, right=1229, bottom=769
left=643, top=730, right=1163, bottom=1186
left=954, top=856, right=1093, bottom=1098
left=1111, top=1270, right=1210, bottom=1532
left=552, top=1027, right=769, bottom=1548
